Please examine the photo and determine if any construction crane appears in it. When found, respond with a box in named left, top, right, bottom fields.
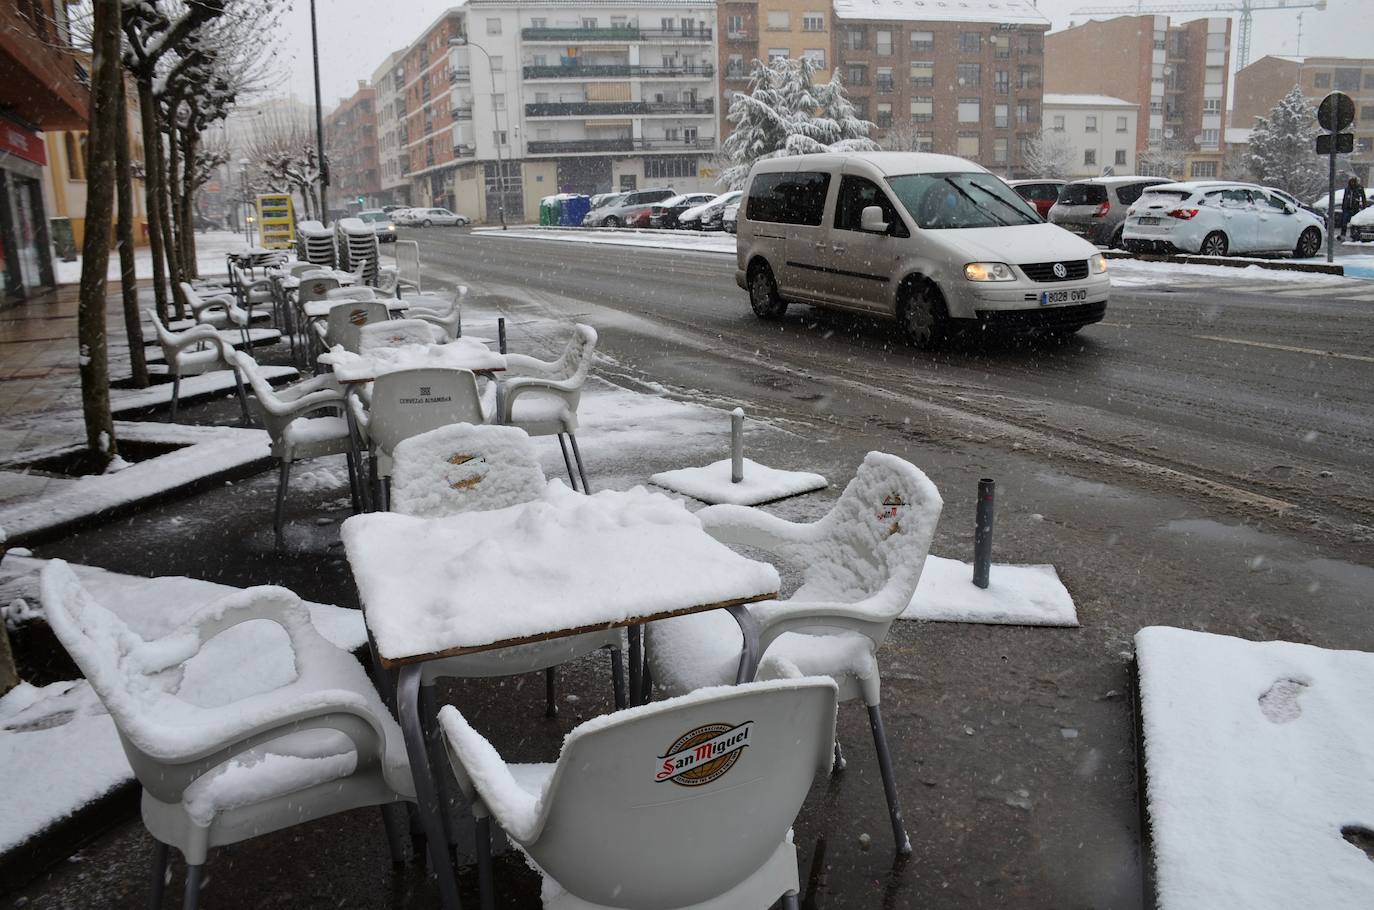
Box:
left=1070, top=0, right=1328, bottom=71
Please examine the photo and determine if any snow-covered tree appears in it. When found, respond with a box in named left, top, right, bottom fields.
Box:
left=247, top=111, right=324, bottom=220
left=1138, top=137, right=1189, bottom=181
left=1247, top=85, right=1344, bottom=201
left=1022, top=129, right=1075, bottom=180
left=719, top=58, right=877, bottom=189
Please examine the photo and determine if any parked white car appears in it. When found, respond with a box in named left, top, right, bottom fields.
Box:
left=410, top=207, right=471, bottom=227
left=1122, top=181, right=1325, bottom=258
left=1348, top=205, right=1374, bottom=242
left=682, top=190, right=742, bottom=231
left=735, top=152, right=1109, bottom=348
left=722, top=202, right=739, bottom=234
left=389, top=208, right=417, bottom=225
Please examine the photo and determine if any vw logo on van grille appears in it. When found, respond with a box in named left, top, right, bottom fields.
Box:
left=1052, top=262, right=1068, bottom=279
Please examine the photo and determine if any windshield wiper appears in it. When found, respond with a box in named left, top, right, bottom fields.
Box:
left=943, top=178, right=1013, bottom=227
left=964, top=180, right=1039, bottom=225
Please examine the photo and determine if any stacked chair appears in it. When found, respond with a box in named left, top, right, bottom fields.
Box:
left=337, top=217, right=379, bottom=287
left=296, top=221, right=337, bottom=268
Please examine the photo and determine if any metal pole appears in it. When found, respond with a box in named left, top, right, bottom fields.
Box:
left=310, top=0, right=329, bottom=223
left=497, top=316, right=507, bottom=354
left=1327, top=129, right=1336, bottom=263
left=972, top=478, right=995, bottom=589
left=730, top=407, right=744, bottom=483
left=240, top=170, right=250, bottom=244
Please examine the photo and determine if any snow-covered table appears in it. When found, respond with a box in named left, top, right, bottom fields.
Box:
left=341, top=483, right=779, bottom=910
left=320, top=338, right=506, bottom=383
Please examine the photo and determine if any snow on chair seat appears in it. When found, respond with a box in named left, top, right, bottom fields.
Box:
left=146, top=309, right=250, bottom=425
left=439, top=677, right=838, bottom=910
left=39, top=560, right=415, bottom=910
left=357, top=317, right=444, bottom=353
left=645, top=451, right=943, bottom=856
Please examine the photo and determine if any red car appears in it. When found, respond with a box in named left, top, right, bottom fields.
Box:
left=1009, top=179, right=1066, bottom=219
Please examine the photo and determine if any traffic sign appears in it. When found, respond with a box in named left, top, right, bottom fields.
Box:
left=1315, top=132, right=1354, bottom=155
left=1317, top=92, right=1354, bottom=132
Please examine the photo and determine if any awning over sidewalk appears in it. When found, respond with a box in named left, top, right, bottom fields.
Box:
left=0, top=4, right=89, bottom=130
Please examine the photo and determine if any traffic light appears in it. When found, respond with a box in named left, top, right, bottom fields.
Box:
left=357, top=195, right=365, bottom=206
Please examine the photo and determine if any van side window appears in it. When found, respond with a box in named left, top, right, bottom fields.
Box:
left=834, top=176, right=908, bottom=236
left=746, top=171, right=831, bottom=225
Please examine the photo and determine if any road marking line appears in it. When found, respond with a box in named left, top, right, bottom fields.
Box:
left=1195, top=335, right=1374, bottom=363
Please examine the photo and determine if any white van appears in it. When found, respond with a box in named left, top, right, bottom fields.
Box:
left=735, top=152, right=1110, bottom=347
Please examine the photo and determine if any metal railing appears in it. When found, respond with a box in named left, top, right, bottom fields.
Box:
left=525, top=99, right=714, bottom=117
left=521, top=26, right=712, bottom=41
left=522, top=63, right=714, bottom=79
left=526, top=136, right=715, bottom=154
left=451, top=107, right=473, bottom=120
left=449, top=67, right=470, bottom=82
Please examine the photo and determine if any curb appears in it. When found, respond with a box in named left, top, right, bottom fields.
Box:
left=0, top=780, right=140, bottom=896
left=110, top=369, right=297, bottom=418
left=1104, top=249, right=1346, bottom=276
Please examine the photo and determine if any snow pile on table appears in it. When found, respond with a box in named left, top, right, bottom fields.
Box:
left=390, top=423, right=546, bottom=518
left=343, top=482, right=781, bottom=659
left=319, top=337, right=505, bottom=381
left=651, top=458, right=827, bottom=505
left=0, top=421, right=272, bottom=542
left=1136, top=626, right=1374, bottom=910
left=900, top=556, right=1077, bottom=626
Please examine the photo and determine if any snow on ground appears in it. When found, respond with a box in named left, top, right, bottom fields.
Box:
left=109, top=366, right=296, bottom=414
left=0, top=555, right=366, bottom=855
left=1108, top=258, right=1358, bottom=288
left=1136, top=626, right=1374, bottom=910
left=475, top=227, right=735, bottom=256
left=651, top=457, right=827, bottom=505
left=0, top=421, right=271, bottom=542
left=901, top=555, right=1077, bottom=626
left=53, top=231, right=254, bottom=285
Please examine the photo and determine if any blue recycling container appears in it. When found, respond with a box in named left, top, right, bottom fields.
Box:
left=561, top=195, right=592, bottom=226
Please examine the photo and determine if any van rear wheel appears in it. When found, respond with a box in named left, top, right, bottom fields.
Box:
left=748, top=263, right=787, bottom=320
left=899, top=280, right=947, bottom=350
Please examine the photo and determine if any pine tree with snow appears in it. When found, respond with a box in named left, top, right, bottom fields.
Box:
left=1246, top=85, right=1340, bottom=202
left=719, top=58, right=877, bottom=189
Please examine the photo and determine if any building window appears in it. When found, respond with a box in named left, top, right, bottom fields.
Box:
left=1202, top=99, right=1221, bottom=114
left=1085, top=115, right=1097, bottom=133
left=645, top=156, right=697, bottom=179
left=1205, top=66, right=1223, bottom=84
left=960, top=32, right=981, bottom=53
left=994, top=104, right=1009, bottom=128
left=958, top=99, right=980, bottom=124
left=910, top=61, right=933, bottom=86
left=913, top=132, right=933, bottom=152
left=486, top=17, right=500, bottom=34
left=910, top=97, right=933, bottom=122
left=1020, top=32, right=1043, bottom=56
left=846, top=64, right=867, bottom=86
left=1190, top=160, right=1218, bottom=178
left=957, top=63, right=981, bottom=87
left=993, top=34, right=1011, bottom=59
left=768, top=48, right=789, bottom=61
left=1018, top=102, right=1036, bottom=125
left=684, top=126, right=698, bottom=143
left=581, top=17, right=597, bottom=28
left=803, top=48, right=826, bottom=68
left=1313, top=72, right=1331, bottom=89
left=493, top=94, right=506, bottom=111
left=766, top=11, right=789, bottom=30
left=493, top=130, right=507, bottom=145
left=876, top=103, right=893, bottom=128
left=993, top=137, right=1008, bottom=163
left=1335, top=68, right=1361, bottom=91
left=803, top=12, right=824, bottom=31
left=876, top=30, right=892, bottom=55
left=845, top=27, right=865, bottom=50
left=727, top=15, right=744, bottom=37
left=1084, top=149, right=1096, bottom=166
left=64, top=132, right=86, bottom=180
left=1200, top=128, right=1219, bottom=147
left=957, top=134, right=980, bottom=157
left=1115, top=149, right=1128, bottom=166
left=529, top=17, right=545, bottom=28
left=995, top=69, right=1009, bottom=94
left=1052, top=114, right=1065, bottom=132
left=1357, top=137, right=1373, bottom=154
left=910, top=30, right=933, bottom=51
left=727, top=55, right=744, bottom=77
left=1117, top=116, right=1128, bottom=132
left=661, top=17, right=675, bottom=31
left=1018, top=66, right=1040, bottom=89
left=1361, top=105, right=1374, bottom=122
left=876, top=68, right=894, bottom=93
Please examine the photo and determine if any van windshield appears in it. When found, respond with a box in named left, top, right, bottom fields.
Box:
left=887, top=173, right=1041, bottom=229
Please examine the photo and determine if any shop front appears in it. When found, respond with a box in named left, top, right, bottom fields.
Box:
left=0, top=117, right=55, bottom=304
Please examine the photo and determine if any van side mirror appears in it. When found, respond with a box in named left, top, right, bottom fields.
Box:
left=860, top=205, right=889, bottom=233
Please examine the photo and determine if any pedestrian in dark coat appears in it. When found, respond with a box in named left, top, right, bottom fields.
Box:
left=1340, top=176, right=1366, bottom=239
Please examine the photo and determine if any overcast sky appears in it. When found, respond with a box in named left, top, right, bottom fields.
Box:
left=275, top=0, right=1368, bottom=109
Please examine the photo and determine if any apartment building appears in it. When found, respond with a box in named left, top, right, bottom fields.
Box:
left=1042, top=94, right=1139, bottom=177
left=324, top=81, right=381, bottom=213
left=831, top=0, right=1050, bottom=176
left=717, top=0, right=832, bottom=138
left=1047, top=15, right=1231, bottom=180
left=1233, top=55, right=1374, bottom=183
left=371, top=51, right=410, bottom=206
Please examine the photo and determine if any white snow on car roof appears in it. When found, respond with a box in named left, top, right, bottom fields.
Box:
left=833, top=0, right=1049, bottom=24
left=755, top=151, right=990, bottom=176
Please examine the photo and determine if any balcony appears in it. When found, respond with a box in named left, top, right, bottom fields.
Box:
left=451, top=107, right=473, bottom=121
left=525, top=99, right=714, bottom=117
left=726, top=30, right=755, bottom=42
left=522, top=63, right=714, bottom=80
left=521, top=26, right=712, bottom=42
left=449, top=67, right=470, bottom=83
left=453, top=144, right=476, bottom=158
left=526, top=136, right=715, bottom=155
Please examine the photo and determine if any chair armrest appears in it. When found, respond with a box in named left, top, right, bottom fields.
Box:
left=437, top=705, right=546, bottom=843
left=502, top=352, right=559, bottom=377
left=750, top=599, right=893, bottom=656
left=167, top=328, right=228, bottom=354
left=497, top=378, right=577, bottom=424
left=695, top=504, right=822, bottom=553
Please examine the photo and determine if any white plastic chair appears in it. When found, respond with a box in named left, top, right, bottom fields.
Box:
left=440, top=677, right=838, bottom=910
left=229, top=262, right=274, bottom=329
left=319, top=299, right=392, bottom=354
left=645, top=452, right=944, bottom=855
left=40, top=560, right=415, bottom=910
left=146, top=309, right=249, bottom=424
left=234, top=351, right=360, bottom=549
left=177, top=282, right=251, bottom=346
left=404, top=287, right=466, bottom=342
left=496, top=324, right=597, bottom=493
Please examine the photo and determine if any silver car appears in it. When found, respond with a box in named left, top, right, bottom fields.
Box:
left=411, top=207, right=471, bottom=227
left=582, top=188, right=676, bottom=228
left=1048, top=176, right=1169, bottom=248
left=357, top=209, right=397, bottom=242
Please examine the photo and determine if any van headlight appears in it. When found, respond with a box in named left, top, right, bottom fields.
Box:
left=1089, top=253, right=1107, bottom=274
left=963, top=262, right=1016, bottom=282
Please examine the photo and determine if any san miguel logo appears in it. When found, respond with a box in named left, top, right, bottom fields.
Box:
left=879, top=493, right=906, bottom=536
left=654, top=721, right=754, bottom=787
left=349, top=308, right=369, bottom=326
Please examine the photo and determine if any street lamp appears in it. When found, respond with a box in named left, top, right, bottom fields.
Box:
left=238, top=157, right=252, bottom=245
left=450, top=35, right=508, bottom=229
left=310, top=0, right=329, bottom=223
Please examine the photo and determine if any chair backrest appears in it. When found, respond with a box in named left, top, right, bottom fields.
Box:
left=357, top=318, right=435, bottom=355
left=289, top=263, right=317, bottom=278
left=526, top=679, right=837, bottom=907
left=232, top=351, right=301, bottom=441
left=144, top=308, right=216, bottom=365
left=325, top=300, right=391, bottom=352
left=324, top=286, right=377, bottom=302
left=296, top=276, right=340, bottom=304
left=366, top=368, right=486, bottom=457
left=390, top=423, right=544, bottom=517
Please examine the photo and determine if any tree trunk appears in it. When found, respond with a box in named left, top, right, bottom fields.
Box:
left=137, top=79, right=169, bottom=324
left=115, top=80, right=148, bottom=388
left=160, top=110, right=186, bottom=320
left=180, top=124, right=198, bottom=278
left=0, top=537, right=17, bottom=695
left=78, top=0, right=121, bottom=466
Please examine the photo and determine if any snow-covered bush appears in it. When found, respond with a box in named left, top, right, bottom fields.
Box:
left=1247, top=85, right=1345, bottom=201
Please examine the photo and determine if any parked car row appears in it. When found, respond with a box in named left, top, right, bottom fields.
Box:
left=581, top=189, right=744, bottom=231
left=386, top=207, right=472, bottom=227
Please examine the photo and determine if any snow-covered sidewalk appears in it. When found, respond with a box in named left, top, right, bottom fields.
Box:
left=474, top=226, right=735, bottom=256
left=52, top=230, right=251, bottom=285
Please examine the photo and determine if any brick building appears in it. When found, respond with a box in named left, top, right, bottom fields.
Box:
left=830, top=0, right=1050, bottom=177
left=1046, top=15, right=1231, bottom=180
left=717, top=0, right=833, bottom=138
left=371, top=51, right=410, bottom=207
left=1233, top=55, right=1374, bottom=184
left=324, top=81, right=381, bottom=213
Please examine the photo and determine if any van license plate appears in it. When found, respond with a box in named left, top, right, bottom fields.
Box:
left=1040, top=288, right=1088, bottom=306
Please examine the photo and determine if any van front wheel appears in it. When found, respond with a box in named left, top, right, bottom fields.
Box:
left=899, top=280, right=947, bottom=349
left=748, top=263, right=787, bottom=320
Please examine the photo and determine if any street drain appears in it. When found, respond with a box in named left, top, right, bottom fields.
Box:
left=1341, top=826, right=1374, bottom=862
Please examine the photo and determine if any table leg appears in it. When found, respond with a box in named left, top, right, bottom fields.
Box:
left=725, top=604, right=763, bottom=685
left=343, top=386, right=371, bottom=513
left=627, top=624, right=643, bottom=706
left=397, top=665, right=463, bottom=910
